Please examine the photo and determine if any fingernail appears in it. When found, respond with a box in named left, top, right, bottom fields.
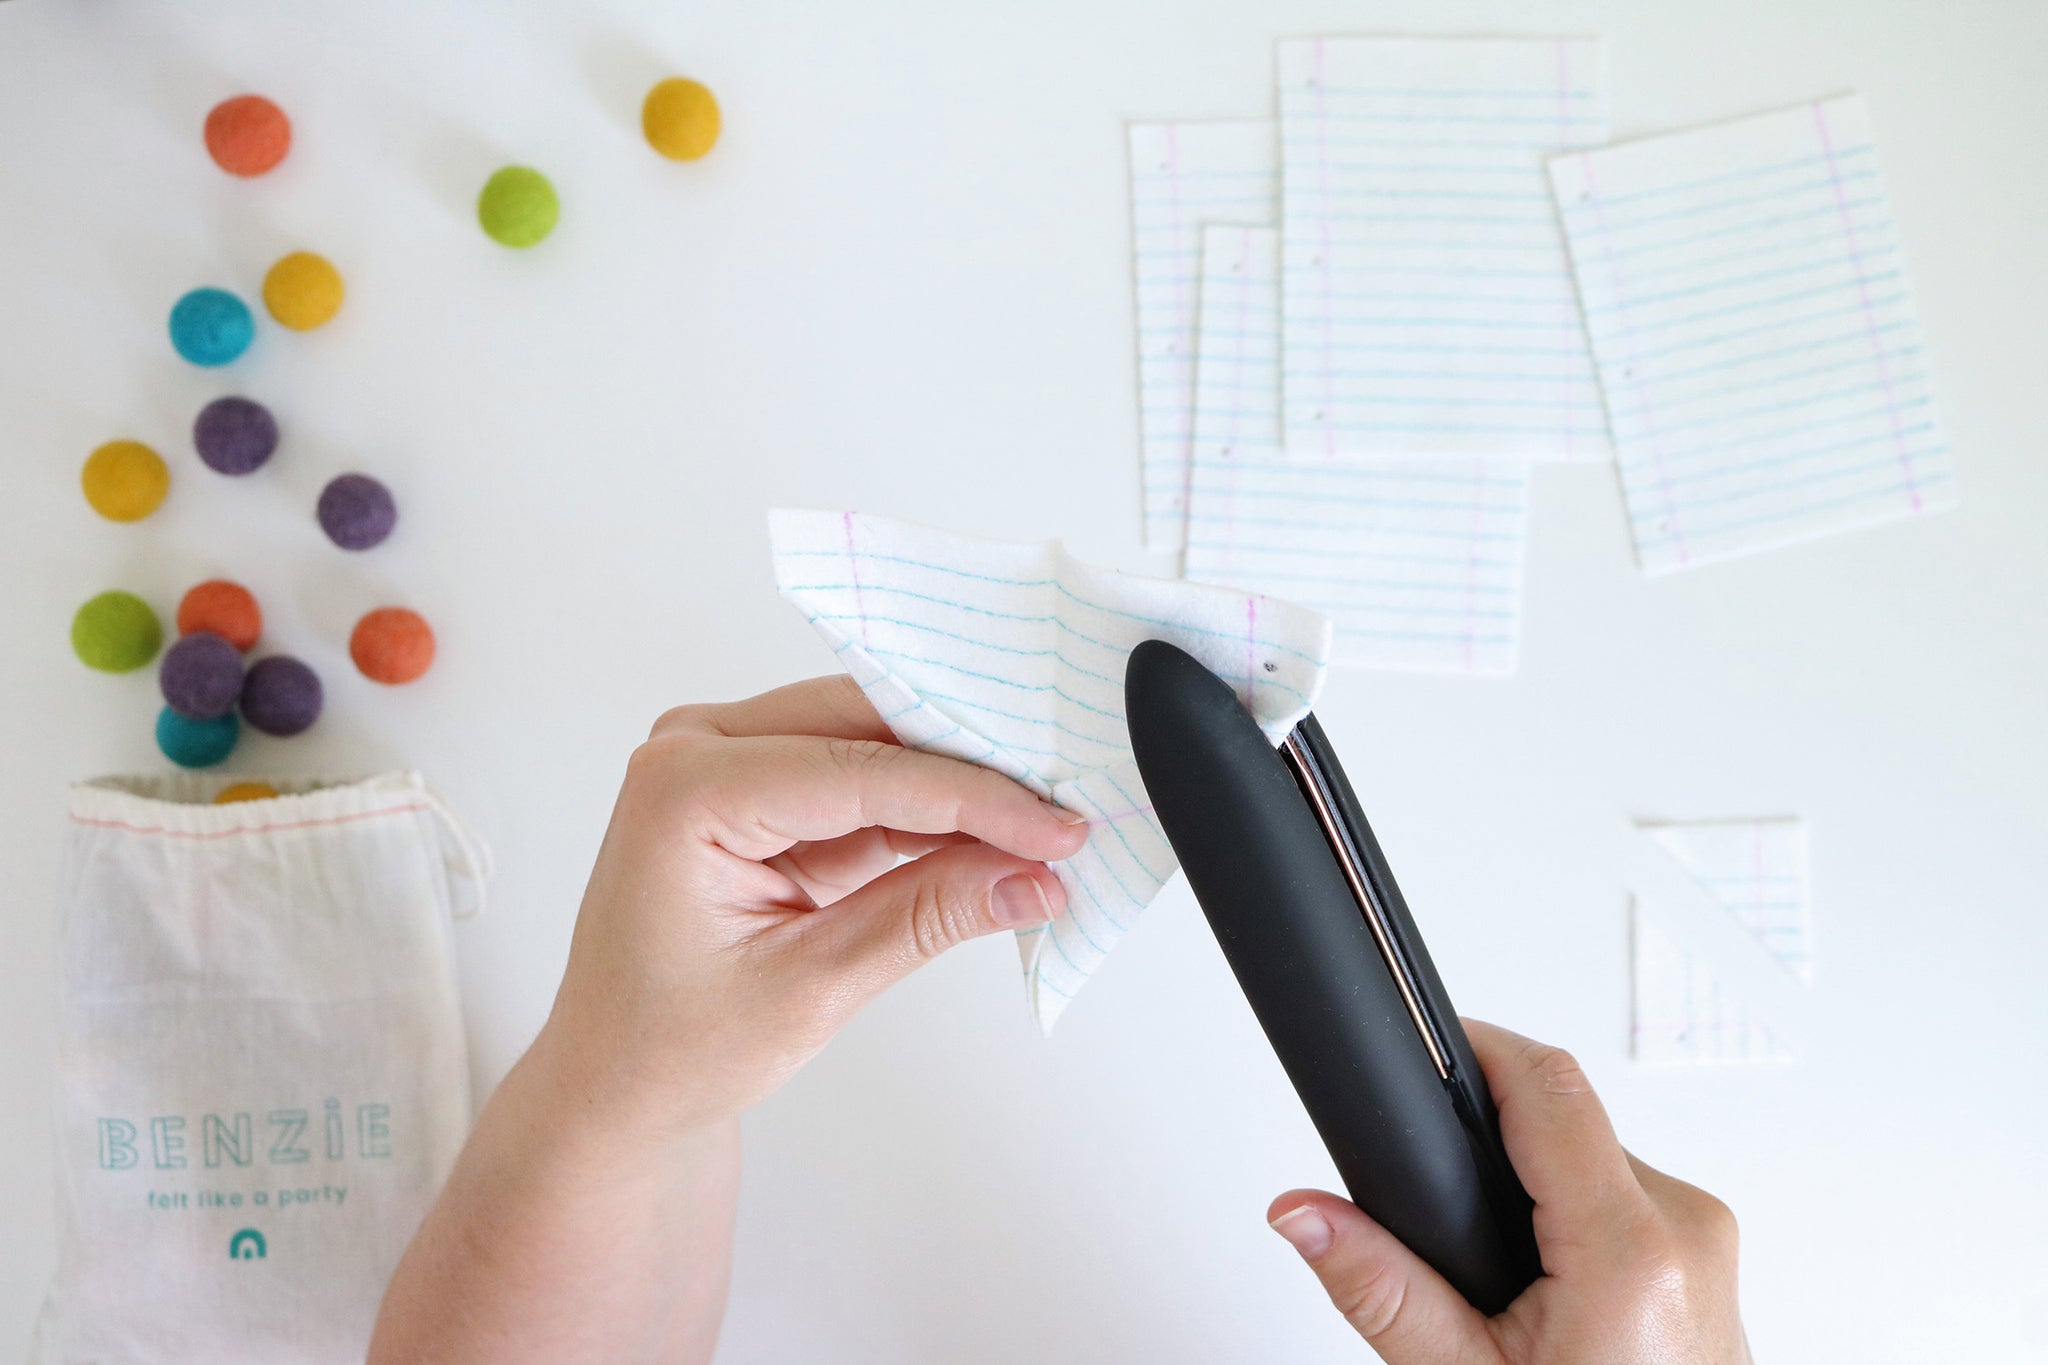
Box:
left=1044, top=801, right=1088, bottom=827
left=991, top=874, right=1053, bottom=927
left=1269, top=1205, right=1333, bottom=1260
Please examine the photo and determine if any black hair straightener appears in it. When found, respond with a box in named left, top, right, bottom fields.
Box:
left=1125, top=640, right=1541, bottom=1313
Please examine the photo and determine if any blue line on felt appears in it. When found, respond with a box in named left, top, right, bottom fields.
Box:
left=1057, top=800, right=1147, bottom=918
left=1280, top=107, right=1605, bottom=129
left=1281, top=311, right=1597, bottom=333
left=1276, top=134, right=1586, bottom=154
left=1568, top=219, right=1899, bottom=298
left=1186, top=539, right=1517, bottom=569
left=1632, top=468, right=1953, bottom=548
left=1181, top=562, right=1517, bottom=596
left=1624, top=442, right=1947, bottom=516
left=1616, top=394, right=1935, bottom=471
left=1184, top=481, right=1526, bottom=512
left=1285, top=83, right=1598, bottom=102
left=1277, top=337, right=1589, bottom=358
left=911, top=687, right=1124, bottom=747
left=1086, top=778, right=1172, bottom=885
left=1564, top=167, right=1880, bottom=236
left=1606, top=344, right=1922, bottom=421
left=1273, top=233, right=1565, bottom=255
left=1554, top=144, right=1873, bottom=212
left=1286, top=260, right=1576, bottom=282
left=1589, top=269, right=1905, bottom=345
left=1611, top=319, right=1915, bottom=389
left=1614, top=291, right=1911, bottom=365
left=1184, top=512, right=1520, bottom=542
left=861, top=645, right=1125, bottom=720
left=1584, top=196, right=1890, bottom=264
left=1582, top=247, right=1901, bottom=314
left=1283, top=184, right=1557, bottom=204
left=1186, top=459, right=1527, bottom=490
left=1283, top=418, right=1609, bottom=438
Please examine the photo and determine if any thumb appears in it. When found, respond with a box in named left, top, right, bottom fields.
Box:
left=810, top=841, right=1063, bottom=996
left=1267, top=1190, right=1499, bottom=1365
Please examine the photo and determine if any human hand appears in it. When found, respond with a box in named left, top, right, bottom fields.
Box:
left=1267, top=1020, right=1751, bottom=1364
left=537, top=674, right=1089, bottom=1139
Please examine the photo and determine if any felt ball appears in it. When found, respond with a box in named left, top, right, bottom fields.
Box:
left=192, top=396, right=278, bottom=475
left=176, top=579, right=263, bottom=652
left=477, top=166, right=559, bottom=248
left=263, top=251, right=344, bottom=331
left=72, top=591, right=162, bottom=672
left=317, top=473, right=397, bottom=550
left=213, top=780, right=279, bottom=804
left=204, top=95, right=291, bottom=177
left=80, top=440, right=170, bottom=521
left=159, top=631, right=245, bottom=720
left=642, top=77, right=721, bottom=161
left=350, top=607, right=435, bottom=684
left=157, top=706, right=239, bottom=769
left=240, top=655, right=323, bottom=736
left=170, top=288, right=255, bottom=367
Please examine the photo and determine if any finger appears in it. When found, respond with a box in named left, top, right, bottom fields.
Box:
left=766, top=828, right=973, bottom=905
left=689, top=734, right=1089, bottom=862
left=1461, top=1020, right=1646, bottom=1255
left=804, top=842, right=1065, bottom=995
left=653, top=675, right=895, bottom=743
left=1265, top=1190, right=1498, bottom=1364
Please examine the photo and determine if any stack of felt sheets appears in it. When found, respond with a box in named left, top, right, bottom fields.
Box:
left=1133, top=37, right=1955, bottom=677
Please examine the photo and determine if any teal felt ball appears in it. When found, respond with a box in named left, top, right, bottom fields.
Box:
left=156, top=705, right=240, bottom=768
left=169, top=288, right=255, bottom=367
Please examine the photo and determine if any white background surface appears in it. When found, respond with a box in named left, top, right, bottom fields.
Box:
left=2, top=1, right=2045, bottom=1360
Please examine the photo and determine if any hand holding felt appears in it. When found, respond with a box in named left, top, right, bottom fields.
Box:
left=539, top=676, right=1089, bottom=1136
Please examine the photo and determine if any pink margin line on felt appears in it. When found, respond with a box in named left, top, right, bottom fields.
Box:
left=1313, top=39, right=1338, bottom=460
left=842, top=511, right=869, bottom=646
left=1812, top=100, right=1921, bottom=513
left=1217, top=226, right=1261, bottom=577
left=71, top=803, right=431, bottom=841
left=1581, top=150, right=1688, bottom=565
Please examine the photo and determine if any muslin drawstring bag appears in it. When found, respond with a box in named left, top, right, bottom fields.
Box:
left=33, top=771, right=487, bottom=1365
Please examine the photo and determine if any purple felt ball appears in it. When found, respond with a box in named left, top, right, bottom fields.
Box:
left=159, top=631, right=245, bottom=720
left=193, top=396, right=278, bottom=475
left=317, top=473, right=397, bottom=550
left=240, top=654, right=323, bottom=736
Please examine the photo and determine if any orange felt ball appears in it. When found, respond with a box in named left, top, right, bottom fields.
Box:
left=205, top=95, right=291, bottom=177
left=177, top=580, right=263, bottom=652
left=350, top=607, right=435, bottom=685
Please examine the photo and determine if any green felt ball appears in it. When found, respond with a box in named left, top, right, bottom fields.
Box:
left=156, top=706, right=239, bottom=768
left=72, top=591, right=163, bottom=673
left=477, top=166, right=559, bottom=248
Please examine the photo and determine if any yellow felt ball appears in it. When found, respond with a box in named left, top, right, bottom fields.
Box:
left=642, top=77, right=721, bottom=161
left=81, top=440, right=170, bottom=522
left=213, top=781, right=280, bottom=804
left=263, top=251, right=345, bottom=331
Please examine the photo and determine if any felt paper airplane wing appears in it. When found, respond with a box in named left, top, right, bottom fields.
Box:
left=769, top=508, right=1332, bottom=1030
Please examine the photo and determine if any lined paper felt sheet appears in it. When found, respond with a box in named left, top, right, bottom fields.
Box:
left=1632, top=818, right=1811, bottom=1065
left=1129, top=121, right=1278, bottom=552
left=1551, top=96, right=1956, bottom=574
left=769, top=509, right=1332, bottom=1030
left=1277, top=37, right=1612, bottom=461
left=1182, top=224, right=1533, bottom=675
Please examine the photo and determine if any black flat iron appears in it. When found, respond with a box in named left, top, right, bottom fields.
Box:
left=1125, top=639, right=1540, bottom=1313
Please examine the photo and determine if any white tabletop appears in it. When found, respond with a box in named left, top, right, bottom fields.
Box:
left=2, top=1, right=2045, bottom=1360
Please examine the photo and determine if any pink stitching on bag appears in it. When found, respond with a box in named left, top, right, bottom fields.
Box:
left=70, top=802, right=431, bottom=840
